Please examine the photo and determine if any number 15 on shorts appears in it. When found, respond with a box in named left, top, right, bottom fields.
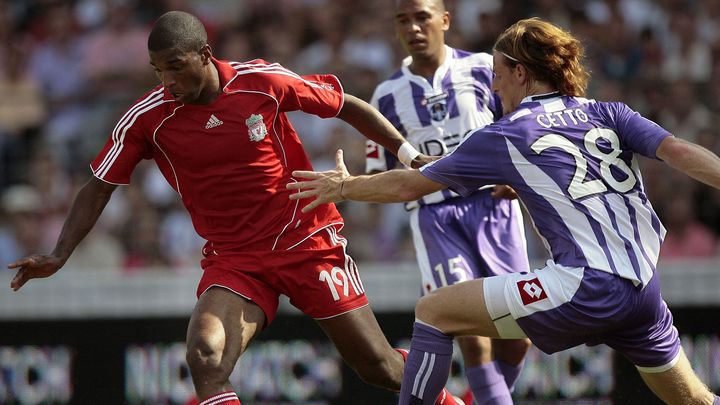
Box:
left=434, top=256, right=469, bottom=287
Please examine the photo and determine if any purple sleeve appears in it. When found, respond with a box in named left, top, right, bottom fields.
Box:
left=602, top=102, right=671, bottom=159
left=419, top=126, right=504, bottom=196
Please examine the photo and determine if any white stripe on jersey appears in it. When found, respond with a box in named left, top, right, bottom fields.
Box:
left=230, top=61, right=283, bottom=70
left=94, top=89, right=162, bottom=175
left=634, top=197, right=664, bottom=267
left=95, top=89, right=168, bottom=179
left=630, top=157, right=666, bottom=265
left=229, top=62, right=322, bottom=88
left=409, top=209, right=437, bottom=291
left=506, top=139, right=614, bottom=274
left=509, top=109, right=532, bottom=121
left=152, top=105, right=185, bottom=197
left=579, top=195, right=636, bottom=281
left=540, top=98, right=566, bottom=113
left=241, top=57, right=345, bottom=114
left=605, top=192, right=654, bottom=283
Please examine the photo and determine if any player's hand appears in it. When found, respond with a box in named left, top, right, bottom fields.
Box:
left=410, top=153, right=439, bottom=169
left=491, top=185, right=518, bottom=200
left=8, top=254, right=64, bottom=291
left=288, top=149, right=350, bottom=213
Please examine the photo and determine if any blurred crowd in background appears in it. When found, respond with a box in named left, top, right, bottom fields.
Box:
left=2, top=0, right=720, bottom=273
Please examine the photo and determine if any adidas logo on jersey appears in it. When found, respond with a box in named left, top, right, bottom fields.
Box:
left=205, top=114, right=223, bottom=129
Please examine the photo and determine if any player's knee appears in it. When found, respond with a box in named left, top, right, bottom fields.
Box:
left=457, top=335, right=492, bottom=360
left=414, top=294, right=443, bottom=327
left=494, top=338, right=532, bottom=365
left=503, top=338, right=532, bottom=356
left=186, top=333, right=230, bottom=377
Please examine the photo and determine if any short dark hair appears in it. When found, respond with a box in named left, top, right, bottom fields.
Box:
left=148, top=11, right=207, bottom=53
left=395, top=0, right=446, bottom=13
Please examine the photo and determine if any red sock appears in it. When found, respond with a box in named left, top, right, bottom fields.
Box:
left=394, top=348, right=409, bottom=361
left=197, top=392, right=241, bottom=405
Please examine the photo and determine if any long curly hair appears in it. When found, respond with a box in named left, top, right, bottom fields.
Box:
left=493, top=18, right=590, bottom=97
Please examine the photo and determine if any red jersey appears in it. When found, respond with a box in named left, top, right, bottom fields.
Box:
left=91, top=58, right=344, bottom=253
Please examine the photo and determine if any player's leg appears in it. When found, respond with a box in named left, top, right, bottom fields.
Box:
left=411, top=203, right=509, bottom=404
left=638, top=348, right=717, bottom=405
left=279, top=227, right=405, bottom=389
left=605, top=275, right=719, bottom=405
left=316, top=306, right=465, bottom=405
left=472, top=196, right=531, bottom=398
left=417, top=279, right=500, bottom=340
left=458, top=335, right=513, bottom=405
left=316, top=304, right=404, bottom=389
left=398, top=278, right=502, bottom=405
left=417, top=194, right=529, bottom=404
left=461, top=336, right=531, bottom=404
left=399, top=261, right=602, bottom=405
left=185, top=287, right=266, bottom=403
left=288, top=226, right=463, bottom=404
left=491, top=338, right=531, bottom=392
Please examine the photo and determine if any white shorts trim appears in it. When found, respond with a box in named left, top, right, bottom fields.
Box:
left=483, top=276, right=526, bottom=339
left=409, top=209, right=437, bottom=293
left=636, top=350, right=681, bottom=373
left=483, top=261, right=586, bottom=338
left=200, top=284, right=254, bottom=304
left=313, top=303, right=369, bottom=320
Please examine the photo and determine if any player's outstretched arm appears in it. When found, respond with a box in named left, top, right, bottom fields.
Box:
left=657, top=135, right=720, bottom=189
left=337, top=94, right=431, bottom=169
left=8, top=176, right=117, bottom=291
left=288, top=149, right=446, bottom=213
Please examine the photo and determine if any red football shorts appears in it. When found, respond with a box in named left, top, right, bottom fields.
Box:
left=196, top=225, right=368, bottom=326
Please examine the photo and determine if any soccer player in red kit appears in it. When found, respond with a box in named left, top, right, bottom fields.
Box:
left=7, top=10, right=464, bottom=405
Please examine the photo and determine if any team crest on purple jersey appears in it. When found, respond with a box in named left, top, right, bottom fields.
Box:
left=246, top=114, right=267, bottom=142
left=425, top=93, right=449, bottom=121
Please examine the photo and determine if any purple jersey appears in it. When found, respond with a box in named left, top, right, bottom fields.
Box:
left=421, top=93, right=671, bottom=287
left=367, top=46, right=501, bottom=208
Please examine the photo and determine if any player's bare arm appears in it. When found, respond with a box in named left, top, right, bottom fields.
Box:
left=8, top=176, right=117, bottom=291
left=288, top=149, right=445, bottom=213
left=656, top=135, right=720, bottom=189
left=338, top=94, right=430, bottom=169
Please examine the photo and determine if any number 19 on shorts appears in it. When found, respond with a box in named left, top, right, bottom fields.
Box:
left=319, top=266, right=364, bottom=301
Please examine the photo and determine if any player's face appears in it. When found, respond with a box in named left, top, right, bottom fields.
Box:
left=149, top=45, right=211, bottom=104
left=492, top=52, right=524, bottom=115
left=395, top=0, right=449, bottom=60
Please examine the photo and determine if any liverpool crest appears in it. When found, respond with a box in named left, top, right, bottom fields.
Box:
left=246, top=114, right=267, bottom=142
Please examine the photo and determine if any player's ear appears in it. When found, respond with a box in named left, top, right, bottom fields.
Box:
left=515, top=63, right=529, bottom=84
left=199, top=44, right=212, bottom=64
